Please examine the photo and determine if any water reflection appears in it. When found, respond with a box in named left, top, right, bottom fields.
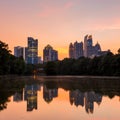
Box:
left=70, top=90, right=102, bottom=113
left=0, top=76, right=120, bottom=115
left=24, top=84, right=40, bottom=111
left=43, top=85, right=58, bottom=103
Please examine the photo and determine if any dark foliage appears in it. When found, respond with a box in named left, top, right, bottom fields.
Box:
left=44, top=62, right=57, bottom=75
left=0, top=40, right=26, bottom=75
left=44, top=50, right=120, bottom=76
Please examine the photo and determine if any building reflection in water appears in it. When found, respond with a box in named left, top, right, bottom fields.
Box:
left=24, top=84, right=41, bottom=111
left=69, top=90, right=102, bottom=114
left=43, top=85, right=58, bottom=103
left=12, top=85, right=103, bottom=113
left=13, top=83, right=120, bottom=114
left=13, top=90, right=23, bottom=102
left=69, top=90, right=84, bottom=107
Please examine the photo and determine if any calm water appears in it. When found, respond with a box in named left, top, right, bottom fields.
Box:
left=0, top=76, right=120, bottom=120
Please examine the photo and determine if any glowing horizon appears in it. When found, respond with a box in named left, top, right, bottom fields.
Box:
left=0, top=0, right=120, bottom=60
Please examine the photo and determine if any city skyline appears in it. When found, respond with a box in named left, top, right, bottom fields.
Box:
left=0, top=0, right=120, bottom=60
left=14, top=35, right=109, bottom=62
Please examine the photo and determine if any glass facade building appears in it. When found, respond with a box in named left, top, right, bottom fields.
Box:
left=14, top=46, right=24, bottom=58
left=69, top=41, right=84, bottom=59
left=43, top=44, right=58, bottom=62
left=27, top=37, right=38, bottom=64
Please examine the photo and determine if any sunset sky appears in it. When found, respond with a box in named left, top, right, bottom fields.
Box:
left=0, top=0, right=120, bottom=60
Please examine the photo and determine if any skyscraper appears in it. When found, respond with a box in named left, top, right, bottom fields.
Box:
left=69, top=41, right=83, bottom=59
left=74, top=41, right=83, bottom=59
left=27, top=37, right=38, bottom=64
left=93, top=42, right=101, bottom=56
left=14, top=46, right=24, bottom=58
left=23, top=47, right=28, bottom=63
left=14, top=46, right=29, bottom=63
left=84, top=35, right=88, bottom=57
left=87, top=35, right=93, bottom=57
left=84, top=35, right=100, bottom=58
left=43, top=44, right=58, bottom=62
left=69, top=43, right=74, bottom=58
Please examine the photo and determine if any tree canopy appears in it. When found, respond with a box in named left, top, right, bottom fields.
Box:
left=0, top=40, right=26, bottom=75
left=44, top=50, right=120, bottom=76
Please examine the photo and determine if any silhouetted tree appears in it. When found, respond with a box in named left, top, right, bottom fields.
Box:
left=0, top=40, right=11, bottom=74
left=0, top=40, right=26, bottom=75
left=44, top=62, right=57, bottom=75
left=118, top=48, right=120, bottom=54
left=44, top=51, right=120, bottom=76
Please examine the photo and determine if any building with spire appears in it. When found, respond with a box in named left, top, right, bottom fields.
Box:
left=84, top=35, right=102, bottom=58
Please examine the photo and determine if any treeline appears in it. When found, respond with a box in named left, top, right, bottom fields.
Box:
left=44, top=50, right=120, bottom=76
left=1, top=40, right=120, bottom=76
left=0, top=40, right=40, bottom=75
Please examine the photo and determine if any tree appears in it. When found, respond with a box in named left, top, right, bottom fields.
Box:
left=44, top=62, right=57, bottom=75
left=118, top=48, right=120, bottom=54
left=0, top=41, right=11, bottom=74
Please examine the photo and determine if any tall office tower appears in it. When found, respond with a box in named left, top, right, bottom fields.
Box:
left=69, top=43, right=74, bottom=58
left=87, top=35, right=93, bottom=57
left=84, top=35, right=88, bottom=57
left=23, top=47, right=28, bottom=63
left=52, top=50, right=58, bottom=61
left=27, top=37, right=38, bottom=64
left=43, top=44, right=58, bottom=62
left=84, top=35, right=94, bottom=57
left=79, top=42, right=84, bottom=57
left=94, top=42, right=101, bottom=52
left=94, top=42, right=101, bottom=56
left=74, top=41, right=84, bottom=59
left=14, top=46, right=24, bottom=58
left=69, top=41, right=84, bottom=59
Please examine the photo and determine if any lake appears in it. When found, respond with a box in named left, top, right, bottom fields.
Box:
left=0, top=76, right=120, bottom=120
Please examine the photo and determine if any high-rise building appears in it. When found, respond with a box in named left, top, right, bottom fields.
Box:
left=14, top=46, right=29, bottom=63
left=69, top=43, right=74, bottom=58
left=14, top=46, right=24, bottom=58
left=84, top=35, right=102, bottom=58
left=27, top=37, right=38, bottom=64
left=74, top=41, right=83, bottom=59
left=84, top=35, right=88, bottom=57
left=93, top=42, right=101, bottom=56
left=84, top=35, right=93, bottom=57
left=43, top=44, right=58, bottom=62
left=23, top=47, right=28, bottom=63
left=87, top=35, right=93, bottom=57
left=69, top=41, right=83, bottom=59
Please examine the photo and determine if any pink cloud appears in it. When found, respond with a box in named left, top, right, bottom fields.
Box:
left=64, top=1, right=74, bottom=9
left=39, top=6, right=56, bottom=17
left=38, top=1, right=74, bottom=18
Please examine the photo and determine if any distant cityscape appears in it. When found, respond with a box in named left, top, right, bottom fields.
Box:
left=14, top=35, right=109, bottom=64
left=14, top=37, right=58, bottom=64
left=69, top=35, right=109, bottom=59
